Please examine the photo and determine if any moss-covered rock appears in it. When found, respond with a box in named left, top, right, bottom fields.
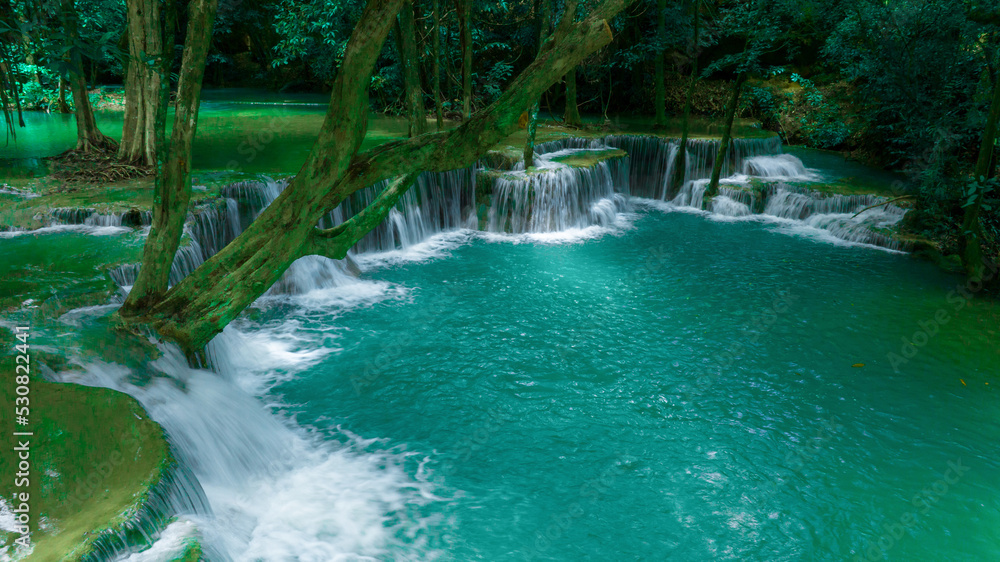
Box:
left=550, top=148, right=627, bottom=168
left=0, top=335, right=174, bottom=560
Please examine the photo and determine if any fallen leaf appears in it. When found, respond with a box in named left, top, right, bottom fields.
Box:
left=961, top=379, right=967, bottom=386
left=852, top=363, right=864, bottom=368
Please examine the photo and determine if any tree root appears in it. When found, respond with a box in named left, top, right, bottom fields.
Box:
left=46, top=145, right=152, bottom=183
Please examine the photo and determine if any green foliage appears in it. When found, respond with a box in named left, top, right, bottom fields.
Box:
left=14, top=63, right=65, bottom=110
left=742, top=73, right=855, bottom=149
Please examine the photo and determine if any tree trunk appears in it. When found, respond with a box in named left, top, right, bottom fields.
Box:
left=61, top=0, right=115, bottom=152
left=563, top=68, right=582, bottom=126
left=960, top=69, right=1000, bottom=282
left=653, top=0, right=666, bottom=127
left=669, top=0, right=699, bottom=196
left=118, top=0, right=171, bottom=166
left=705, top=73, right=746, bottom=201
left=57, top=76, right=71, bottom=113
left=456, top=0, right=473, bottom=120
left=523, top=0, right=553, bottom=168
left=126, top=0, right=630, bottom=354
left=523, top=102, right=540, bottom=167
left=121, top=0, right=218, bottom=315
left=396, top=0, right=426, bottom=137
left=432, top=0, right=444, bottom=130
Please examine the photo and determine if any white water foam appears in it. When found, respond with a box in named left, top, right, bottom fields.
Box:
left=740, top=154, right=817, bottom=180
left=117, top=520, right=199, bottom=562
left=58, top=339, right=447, bottom=562
left=352, top=229, right=476, bottom=270
left=0, top=224, right=129, bottom=238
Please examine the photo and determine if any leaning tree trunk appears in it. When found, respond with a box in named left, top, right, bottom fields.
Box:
left=653, top=0, right=666, bottom=128
left=118, top=0, right=171, bottom=166
left=61, top=0, right=114, bottom=152
left=669, top=0, right=699, bottom=196
left=396, top=0, right=426, bottom=137
left=563, top=68, right=582, bottom=126
left=124, top=0, right=630, bottom=355
left=523, top=0, right=555, bottom=168
left=456, top=0, right=473, bottom=120
left=960, top=69, right=1000, bottom=282
left=705, top=73, right=746, bottom=201
left=121, top=0, right=217, bottom=314
left=432, top=0, right=444, bottom=130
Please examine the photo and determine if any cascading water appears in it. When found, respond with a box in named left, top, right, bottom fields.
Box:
left=55, top=329, right=444, bottom=561
left=485, top=149, right=630, bottom=234
left=741, top=154, right=813, bottom=179
left=24, top=130, right=921, bottom=560
left=49, top=207, right=153, bottom=228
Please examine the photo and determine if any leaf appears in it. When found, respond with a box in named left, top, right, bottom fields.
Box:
left=852, top=363, right=865, bottom=368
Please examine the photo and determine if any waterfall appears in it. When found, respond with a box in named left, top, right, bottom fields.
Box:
left=50, top=207, right=153, bottom=228
left=741, top=154, right=813, bottom=179
left=603, top=135, right=676, bottom=199
left=485, top=159, right=630, bottom=233
left=56, top=339, right=441, bottom=561
left=60, top=131, right=912, bottom=559
left=329, top=167, right=477, bottom=254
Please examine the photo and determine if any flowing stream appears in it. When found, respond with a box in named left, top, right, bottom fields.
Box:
left=2, top=99, right=998, bottom=561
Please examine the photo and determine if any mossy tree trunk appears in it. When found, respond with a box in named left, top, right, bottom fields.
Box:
left=669, top=0, right=699, bottom=196
left=456, top=0, right=473, bottom=120
left=563, top=68, right=582, bottom=126
left=122, top=0, right=630, bottom=355
left=396, top=0, right=426, bottom=137
left=432, top=0, right=444, bottom=130
left=653, top=0, right=666, bottom=128
left=60, top=0, right=115, bottom=152
left=705, top=72, right=746, bottom=200
left=523, top=0, right=565, bottom=168
left=121, top=0, right=217, bottom=314
left=57, top=76, right=71, bottom=113
left=960, top=68, right=1000, bottom=282
left=118, top=0, right=174, bottom=166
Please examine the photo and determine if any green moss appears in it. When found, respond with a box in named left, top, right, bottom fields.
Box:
left=786, top=176, right=905, bottom=199
left=550, top=148, right=626, bottom=168
left=0, top=176, right=229, bottom=231
left=169, top=539, right=203, bottom=562
left=0, top=334, right=172, bottom=560
left=0, top=231, right=143, bottom=318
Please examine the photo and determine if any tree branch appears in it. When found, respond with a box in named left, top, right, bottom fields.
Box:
left=308, top=172, right=421, bottom=259
left=315, top=0, right=629, bottom=213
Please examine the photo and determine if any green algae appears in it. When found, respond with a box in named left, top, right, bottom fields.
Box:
left=0, top=231, right=143, bottom=318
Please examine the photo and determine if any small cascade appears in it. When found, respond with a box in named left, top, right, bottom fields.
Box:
left=58, top=341, right=441, bottom=561
left=671, top=179, right=709, bottom=209
left=533, top=137, right=606, bottom=155
left=50, top=207, right=152, bottom=228
left=77, top=462, right=210, bottom=562
left=603, top=135, right=676, bottom=199
left=711, top=193, right=752, bottom=217
left=602, top=135, right=783, bottom=200
left=728, top=137, right=784, bottom=172
left=760, top=183, right=908, bottom=250
left=329, top=167, right=477, bottom=254
left=741, top=154, right=812, bottom=179
left=485, top=155, right=630, bottom=234
left=51, top=207, right=98, bottom=224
